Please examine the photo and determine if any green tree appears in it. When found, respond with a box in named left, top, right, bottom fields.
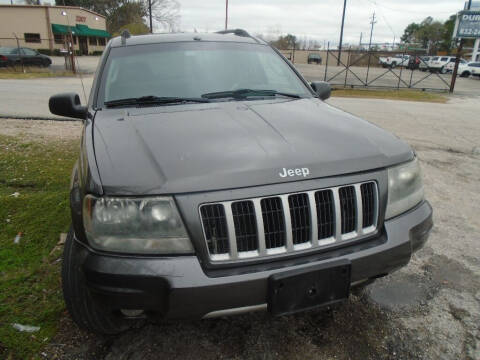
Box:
left=270, top=34, right=299, bottom=50
left=401, top=23, right=420, bottom=43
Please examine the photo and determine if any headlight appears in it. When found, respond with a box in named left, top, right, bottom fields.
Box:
left=385, top=158, right=424, bottom=220
left=83, top=195, right=194, bottom=254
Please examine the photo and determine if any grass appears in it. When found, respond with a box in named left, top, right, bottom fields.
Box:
left=0, top=68, right=74, bottom=79
left=331, top=88, right=448, bottom=103
left=0, top=135, right=78, bottom=359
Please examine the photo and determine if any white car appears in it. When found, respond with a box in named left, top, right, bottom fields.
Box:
left=379, top=54, right=410, bottom=68
left=419, top=56, right=431, bottom=71
left=447, top=61, right=480, bottom=77
left=445, top=59, right=467, bottom=73
left=429, top=56, right=457, bottom=73
left=469, top=62, right=480, bottom=77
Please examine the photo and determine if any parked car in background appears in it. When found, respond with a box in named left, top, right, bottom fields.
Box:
left=0, top=47, right=52, bottom=67
left=419, top=56, right=431, bottom=71
left=445, top=59, right=467, bottom=73
left=307, top=53, right=322, bottom=65
left=467, top=62, right=480, bottom=77
left=379, top=54, right=410, bottom=68
left=428, top=56, right=456, bottom=74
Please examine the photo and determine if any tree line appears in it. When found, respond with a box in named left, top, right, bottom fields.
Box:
left=401, top=15, right=474, bottom=54
left=55, top=0, right=180, bottom=35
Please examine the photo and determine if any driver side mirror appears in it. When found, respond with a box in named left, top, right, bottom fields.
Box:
left=49, top=93, right=87, bottom=120
left=310, top=81, right=331, bottom=100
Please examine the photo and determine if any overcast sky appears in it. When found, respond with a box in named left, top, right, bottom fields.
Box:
left=0, top=0, right=471, bottom=45
left=177, top=0, right=469, bottom=45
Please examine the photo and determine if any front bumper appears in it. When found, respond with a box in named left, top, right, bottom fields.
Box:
left=80, top=200, right=433, bottom=319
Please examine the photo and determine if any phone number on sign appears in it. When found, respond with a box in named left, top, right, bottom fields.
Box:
left=459, top=28, right=480, bottom=36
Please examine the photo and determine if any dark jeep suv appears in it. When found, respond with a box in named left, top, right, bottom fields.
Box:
left=49, top=29, right=433, bottom=334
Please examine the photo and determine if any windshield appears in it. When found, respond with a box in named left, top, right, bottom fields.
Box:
left=97, top=41, right=312, bottom=107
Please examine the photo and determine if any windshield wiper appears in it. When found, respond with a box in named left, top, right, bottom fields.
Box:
left=104, top=95, right=211, bottom=108
left=201, top=89, right=302, bottom=100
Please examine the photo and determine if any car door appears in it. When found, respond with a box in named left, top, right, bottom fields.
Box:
left=21, top=48, right=40, bottom=66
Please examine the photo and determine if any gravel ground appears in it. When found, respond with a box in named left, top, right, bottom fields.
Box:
left=3, top=96, right=479, bottom=360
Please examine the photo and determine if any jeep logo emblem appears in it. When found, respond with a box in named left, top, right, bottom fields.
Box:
left=279, top=167, right=310, bottom=178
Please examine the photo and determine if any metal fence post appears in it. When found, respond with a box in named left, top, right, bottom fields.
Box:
left=397, top=46, right=406, bottom=89
left=365, top=48, right=372, bottom=86
left=344, top=47, right=351, bottom=87
left=324, top=42, right=329, bottom=82
left=13, top=33, right=25, bottom=73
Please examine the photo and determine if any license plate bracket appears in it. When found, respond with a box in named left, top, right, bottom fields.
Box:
left=268, top=259, right=351, bottom=316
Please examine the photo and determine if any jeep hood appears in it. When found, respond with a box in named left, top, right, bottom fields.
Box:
left=93, top=98, right=413, bottom=195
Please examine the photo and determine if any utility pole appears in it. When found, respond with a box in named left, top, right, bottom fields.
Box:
left=149, top=0, right=153, bottom=33
left=368, top=11, right=377, bottom=50
left=337, top=0, right=347, bottom=65
left=393, top=36, right=396, bottom=50
left=451, top=0, right=473, bottom=92
left=225, top=0, right=229, bottom=30
left=359, top=32, right=363, bottom=47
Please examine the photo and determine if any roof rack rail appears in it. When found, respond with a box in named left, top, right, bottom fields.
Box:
left=216, top=29, right=251, bottom=37
left=216, top=29, right=263, bottom=44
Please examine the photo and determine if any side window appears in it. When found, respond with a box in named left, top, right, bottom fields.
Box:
left=440, top=57, right=448, bottom=61
left=22, top=48, right=37, bottom=56
left=24, top=33, right=41, bottom=43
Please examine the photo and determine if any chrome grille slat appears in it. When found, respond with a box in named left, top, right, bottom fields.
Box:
left=307, top=192, right=318, bottom=248
left=200, top=181, right=379, bottom=262
left=280, top=195, right=294, bottom=252
left=354, top=183, right=364, bottom=234
left=223, top=202, right=238, bottom=260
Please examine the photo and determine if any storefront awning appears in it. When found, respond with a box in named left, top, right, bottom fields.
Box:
left=51, top=23, right=110, bottom=38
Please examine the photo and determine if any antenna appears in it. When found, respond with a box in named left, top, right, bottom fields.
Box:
left=121, top=30, right=131, bottom=46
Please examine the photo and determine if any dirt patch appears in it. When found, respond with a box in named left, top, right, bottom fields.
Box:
left=0, top=119, right=82, bottom=144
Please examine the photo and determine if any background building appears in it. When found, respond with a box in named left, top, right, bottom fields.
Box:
left=0, top=4, right=109, bottom=55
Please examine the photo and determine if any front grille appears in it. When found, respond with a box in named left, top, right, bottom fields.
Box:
left=361, top=182, right=375, bottom=228
left=289, top=193, right=311, bottom=245
left=261, top=197, right=286, bottom=249
left=200, top=204, right=229, bottom=256
left=232, top=201, right=258, bottom=252
left=315, top=190, right=335, bottom=240
left=200, top=181, right=378, bottom=261
left=339, top=186, right=356, bottom=234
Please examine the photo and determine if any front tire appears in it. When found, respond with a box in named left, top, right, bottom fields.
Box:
left=440, top=66, right=447, bottom=74
left=460, top=71, right=470, bottom=78
left=62, top=227, right=130, bottom=335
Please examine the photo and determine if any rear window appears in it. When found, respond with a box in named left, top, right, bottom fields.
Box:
left=441, top=57, right=448, bottom=61
left=432, top=57, right=439, bottom=61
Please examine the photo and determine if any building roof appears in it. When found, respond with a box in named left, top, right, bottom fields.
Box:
left=110, top=31, right=267, bottom=48
left=0, top=4, right=106, bottom=19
